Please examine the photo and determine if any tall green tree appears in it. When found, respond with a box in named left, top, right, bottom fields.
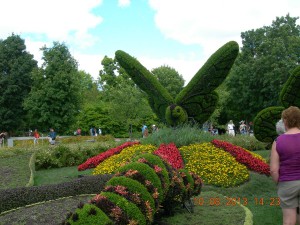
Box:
left=224, top=14, right=300, bottom=122
left=24, top=42, right=81, bottom=133
left=0, top=34, right=37, bottom=133
left=151, top=65, right=185, bottom=99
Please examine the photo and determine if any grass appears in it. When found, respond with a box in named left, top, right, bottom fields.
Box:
left=155, top=191, right=246, bottom=225
left=0, top=195, right=94, bottom=225
left=0, top=153, right=32, bottom=190
left=34, top=166, right=92, bottom=186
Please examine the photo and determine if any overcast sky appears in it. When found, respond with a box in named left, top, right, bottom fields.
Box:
left=1, top=0, right=299, bottom=84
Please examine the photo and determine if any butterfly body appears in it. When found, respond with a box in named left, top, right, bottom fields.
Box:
left=166, top=104, right=188, bottom=126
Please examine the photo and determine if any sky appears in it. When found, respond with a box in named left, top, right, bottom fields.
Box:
left=1, top=0, right=300, bottom=84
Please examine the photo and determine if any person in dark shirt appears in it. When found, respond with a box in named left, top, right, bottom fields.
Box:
left=48, top=128, right=57, bottom=145
left=270, top=106, right=300, bottom=225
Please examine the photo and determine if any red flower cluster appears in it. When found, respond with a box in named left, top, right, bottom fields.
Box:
left=154, top=143, right=184, bottom=169
left=78, top=141, right=140, bottom=171
left=211, top=139, right=270, bottom=176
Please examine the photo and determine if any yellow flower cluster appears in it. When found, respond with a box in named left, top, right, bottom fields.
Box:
left=93, top=144, right=157, bottom=175
left=180, top=143, right=249, bottom=187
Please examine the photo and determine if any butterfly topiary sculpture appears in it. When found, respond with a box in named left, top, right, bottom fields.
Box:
left=253, top=66, right=300, bottom=143
left=115, top=41, right=239, bottom=126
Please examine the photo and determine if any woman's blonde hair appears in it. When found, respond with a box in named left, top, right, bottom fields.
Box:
left=281, top=106, right=300, bottom=129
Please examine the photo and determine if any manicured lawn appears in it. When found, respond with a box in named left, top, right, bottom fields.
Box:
left=34, top=166, right=92, bottom=186
left=0, top=153, right=32, bottom=189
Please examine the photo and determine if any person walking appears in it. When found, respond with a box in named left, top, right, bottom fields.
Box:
left=227, top=120, right=235, bottom=136
left=33, top=129, right=40, bottom=145
left=270, top=106, right=300, bottom=225
left=48, top=128, right=57, bottom=145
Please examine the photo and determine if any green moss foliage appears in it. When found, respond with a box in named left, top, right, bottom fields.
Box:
left=280, top=66, right=300, bottom=108
left=165, top=104, right=188, bottom=126
left=106, top=176, right=155, bottom=212
left=173, top=41, right=239, bottom=125
left=101, top=191, right=146, bottom=225
left=254, top=65, right=300, bottom=143
left=67, top=204, right=112, bottom=225
left=115, top=41, right=239, bottom=126
left=133, top=153, right=170, bottom=196
left=253, top=106, right=284, bottom=143
left=118, top=162, right=164, bottom=203
left=115, top=50, right=173, bottom=122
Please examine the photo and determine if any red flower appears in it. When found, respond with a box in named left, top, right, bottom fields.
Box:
left=154, top=143, right=184, bottom=169
left=211, top=139, right=270, bottom=176
left=78, top=141, right=140, bottom=171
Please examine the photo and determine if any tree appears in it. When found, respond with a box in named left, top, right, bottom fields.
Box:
left=0, top=34, right=37, bottom=133
left=223, top=14, right=300, bottom=123
left=151, top=65, right=185, bottom=99
left=24, top=42, right=81, bottom=133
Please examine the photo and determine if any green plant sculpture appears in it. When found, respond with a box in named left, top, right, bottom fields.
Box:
left=254, top=66, right=300, bottom=143
left=115, top=41, right=239, bottom=126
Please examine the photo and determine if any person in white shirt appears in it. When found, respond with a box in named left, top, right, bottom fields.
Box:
left=227, top=120, right=235, bottom=136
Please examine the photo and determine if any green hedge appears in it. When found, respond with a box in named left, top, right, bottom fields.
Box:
left=35, top=142, right=118, bottom=170
left=0, top=174, right=112, bottom=214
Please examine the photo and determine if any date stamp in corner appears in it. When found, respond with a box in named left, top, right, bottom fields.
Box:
left=193, top=196, right=280, bottom=207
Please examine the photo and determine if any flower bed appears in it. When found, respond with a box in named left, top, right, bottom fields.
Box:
left=180, top=143, right=249, bottom=187
left=154, top=143, right=184, bottom=169
left=211, top=139, right=270, bottom=176
left=78, top=141, right=140, bottom=171
left=93, top=144, right=156, bottom=175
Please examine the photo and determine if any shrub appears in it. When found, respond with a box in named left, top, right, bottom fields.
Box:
left=35, top=142, right=117, bottom=170
left=0, top=174, right=112, bottom=213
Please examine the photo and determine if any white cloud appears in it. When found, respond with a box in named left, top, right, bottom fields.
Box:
left=149, top=0, right=300, bottom=58
left=118, top=0, right=131, bottom=7
left=0, top=0, right=103, bottom=48
left=73, top=52, right=104, bottom=80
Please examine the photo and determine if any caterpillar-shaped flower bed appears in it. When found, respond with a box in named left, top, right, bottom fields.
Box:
left=62, top=153, right=203, bottom=225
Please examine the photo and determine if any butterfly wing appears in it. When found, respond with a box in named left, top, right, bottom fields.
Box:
left=115, top=50, right=174, bottom=122
left=176, top=41, right=239, bottom=124
left=253, top=106, right=284, bottom=143
left=280, top=65, right=300, bottom=108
